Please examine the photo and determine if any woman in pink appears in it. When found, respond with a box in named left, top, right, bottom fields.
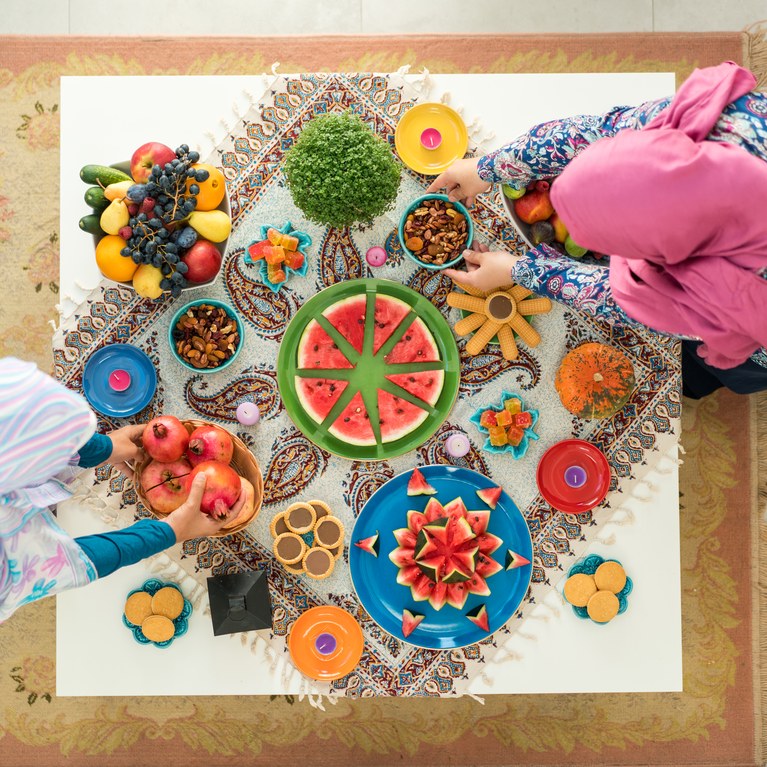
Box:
left=430, top=62, right=767, bottom=398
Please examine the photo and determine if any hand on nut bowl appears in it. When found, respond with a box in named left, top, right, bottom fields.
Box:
left=426, top=158, right=491, bottom=208
left=443, top=243, right=524, bottom=293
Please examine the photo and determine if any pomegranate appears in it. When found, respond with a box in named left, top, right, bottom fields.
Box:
left=142, top=415, right=190, bottom=462
left=188, top=460, right=241, bottom=519
left=186, top=425, right=234, bottom=467
left=222, top=477, right=255, bottom=530
left=140, top=458, right=192, bottom=514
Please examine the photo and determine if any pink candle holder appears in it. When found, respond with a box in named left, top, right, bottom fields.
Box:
left=420, top=128, right=442, bottom=150
left=108, top=369, right=132, bottom=392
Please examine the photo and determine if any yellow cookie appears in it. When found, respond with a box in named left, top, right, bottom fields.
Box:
left=563, top=573, right=597, bottom=608
left=141, top=614, right=176, bottom=643
left=586, top=590, right=620, bottom=623
left=269, top=511, right=290, bottom=538
left=594, top=561, right=627, bottom=593
left=151, top=586, right=185, bottom=620
left=124, top=591, right=153, bottom=626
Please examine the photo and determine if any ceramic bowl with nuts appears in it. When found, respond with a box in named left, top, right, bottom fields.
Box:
left=398, top=193, right=473, bottom=271
left=168, top=299, right=244, bottom=373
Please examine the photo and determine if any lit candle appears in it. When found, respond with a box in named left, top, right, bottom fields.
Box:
left=564, top=465, right=587, bottom=489
left=314, top=632, right=337, bottom=656
left=365, top=246, right=387, bottom=267
left=236, top=402, right=261, bottom=425
left=445, top=433, right=470, bottom=458
left=420, top=128, right=442, bottom=150
left=108, top=369, right=132, bottom=392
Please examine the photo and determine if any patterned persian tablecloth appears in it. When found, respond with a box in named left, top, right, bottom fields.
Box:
left=53, top=72, right=681, bottom=698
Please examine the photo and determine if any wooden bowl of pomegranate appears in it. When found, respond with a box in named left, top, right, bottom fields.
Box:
left=135, top=418, right=262, bottom=537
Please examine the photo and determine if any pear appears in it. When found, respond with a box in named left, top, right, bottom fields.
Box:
left=564, top=235, right=588, bottom=258
left=502, top=184, right=525, bottom=200
left=104, top=180, right=134, bottom=201
left=188, top=210, right=231, bottom=243
left=100, top=199, right=129, bottom=235
left=132, top=264, right=165, bottom=299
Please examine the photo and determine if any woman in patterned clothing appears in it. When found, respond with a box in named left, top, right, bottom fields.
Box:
left=430, top=61, right=767, bottom=398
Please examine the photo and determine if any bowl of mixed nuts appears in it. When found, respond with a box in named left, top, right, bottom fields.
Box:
left=168, top=299, right=244, bottom=373
left=398, top=193, right=473, bottom=271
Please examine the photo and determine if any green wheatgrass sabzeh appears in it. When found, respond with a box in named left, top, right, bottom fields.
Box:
left=283, top=111, right=401, bottom=229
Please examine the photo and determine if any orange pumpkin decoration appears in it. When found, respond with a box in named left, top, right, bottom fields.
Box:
left=555, top=342, right=635, bottom=419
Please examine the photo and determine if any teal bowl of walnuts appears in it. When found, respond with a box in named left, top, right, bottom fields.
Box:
left=398, top=193, right=473, bottom=271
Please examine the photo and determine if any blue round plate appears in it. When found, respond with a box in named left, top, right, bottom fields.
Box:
left=350, top=465, right=533, bottom=649
left=82, top=344, right=157, bottom=418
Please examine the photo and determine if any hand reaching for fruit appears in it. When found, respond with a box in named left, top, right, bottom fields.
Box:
left=427, top=158, right=491, bottom=208
left=163, top=474, right=239, bottom=541
left=100, top=424, right=146, bottom=480
left=443, top=244, right=524, bottom=293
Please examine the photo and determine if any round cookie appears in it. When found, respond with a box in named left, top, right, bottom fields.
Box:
left=151, top=586, right=185, bottom=620
left=141, top=614, right=176, bottom=643
left=269, top=511, right=290, bottom=538
left=308, top=500, right=332, bottom=520
left=302, top=547, right=335, bottom=580
left=124, top=591, right=153, bottom=626
left=315, top=516, right=345, bottom=550
left=594, top=561, right=627, bottom=593
left=284, top=502, right=316, bottom=534
left=563, top=573, right=597, bottom=608
left=586, top=590, right=620, bottom=623
left=274, top=532, right=306, bottom=565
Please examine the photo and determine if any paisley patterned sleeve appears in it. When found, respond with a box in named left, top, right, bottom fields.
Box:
left=510, top=245, right=650, bottom=331
left=477, top=97, right=671, bottom=189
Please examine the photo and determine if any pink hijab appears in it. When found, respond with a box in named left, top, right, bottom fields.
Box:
left=550, top=62, right=767, bottom=369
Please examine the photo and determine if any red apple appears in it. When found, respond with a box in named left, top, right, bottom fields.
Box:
left=181, top=239, right=222, bottom=284
left=130, top=142, right=177, bottom=183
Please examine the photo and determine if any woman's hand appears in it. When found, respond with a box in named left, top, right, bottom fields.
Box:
left=164, top=474, right=233, bottom=541
left=103, top=424, right=145, bottom=479
left=444, top=245, right=524, bottom=293
left=426, top=158, right=491, bottom=208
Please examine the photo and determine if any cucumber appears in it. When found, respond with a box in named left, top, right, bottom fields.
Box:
left=79, top=214, right=105, bottom=236
left=79, top=164, right=131, bottom=186
left=84, top=186, right=109, bottom=211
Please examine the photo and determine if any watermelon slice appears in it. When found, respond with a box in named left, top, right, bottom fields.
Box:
left=505, top=549, right=531, bottom=570
left=446, top=582, right=470, bottom=610
left=322, top=295, right=367, bottom=354
left=297, top=320, right=353, bottom=369
left=464, top=509, right=491, bottom=535
left=295, top=377, right=349, bottom=424
left=328, top=391, right=375, bottom=446
left=385, top=370, right=444, bottom=407
left=401, top=608, right=425, bottom=638
left=378, top=390, right=429, bottom=443
left=476, top=486, right=502, bottom=509
left=407, top=467, right=437, bottom=496
left=384, top=317, right=440, bottom=364
left=373, top=296, right=411, bottom=353
left=354, top=531, right=380, bottom=557
left=466, top=604, right=490, bottom=632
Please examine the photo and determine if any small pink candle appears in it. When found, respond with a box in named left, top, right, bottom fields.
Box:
left=108, top=369, right=132, bottom=392
left=236, top=402, right=261, bottom=426
left=420, top=128, right=442, bottom=150
left=365, top=246, right=387, bottom=267
left=445, top=433, right=470, bottom=458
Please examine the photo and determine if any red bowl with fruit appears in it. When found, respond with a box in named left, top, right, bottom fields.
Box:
left=135, top=417, right=262, bottom=537
left=80, top=142, right=231, bottom=299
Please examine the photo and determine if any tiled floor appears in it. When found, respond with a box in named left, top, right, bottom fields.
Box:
left=1, top=0, right=765, bottom=35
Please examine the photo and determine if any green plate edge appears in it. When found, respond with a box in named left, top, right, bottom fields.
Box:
left=277, top=278, right=460, bottom=461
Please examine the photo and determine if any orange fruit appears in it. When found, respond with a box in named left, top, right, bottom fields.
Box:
left=187, top=163, right=226, bottom=211
left=95, top=235, right=138, bottom=282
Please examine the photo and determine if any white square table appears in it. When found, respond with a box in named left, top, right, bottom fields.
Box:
left=57, top=71, right=681, bottom=697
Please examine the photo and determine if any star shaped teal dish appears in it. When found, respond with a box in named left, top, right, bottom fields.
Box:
left=470, top=390, right=539, bottom=459
left=244, top=221, right=311, bottom=293
left=122, top=579, right=192, bottom=648
left=566, top=554, right=633, bottom=623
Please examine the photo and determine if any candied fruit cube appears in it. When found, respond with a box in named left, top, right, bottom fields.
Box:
left=280, top=233, right=299, bottom=251
left=488, top=426, right=508, bottom=446
left=267, top=227, right=282, bottom=245
left=513, top=411, right=533, bottom=429
left=247, top=239, right=271, bottom=261
left=503, top=398, right=522, bottom=415
left=268, top=267, right=287, bottom=283
left=479, top=410, right=498, bottom=428
left=265, top=245, right=286, bottom=265
left=284, top=249, right=305, bottom=270
left=495, top=410, right=513, bottom=427
left=506, top=426, right=524, bottom=446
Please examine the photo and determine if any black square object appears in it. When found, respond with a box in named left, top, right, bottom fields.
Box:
left=207, top=570, right=273, bottom=636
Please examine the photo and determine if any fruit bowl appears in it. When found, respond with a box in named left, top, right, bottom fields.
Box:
left=398, top=193, right=472, bottom=271
left=134, top=419, right=263, bottom=537
left=168, top=298, right=244, bottom=374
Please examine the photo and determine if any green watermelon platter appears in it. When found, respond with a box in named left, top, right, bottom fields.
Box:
left=277, top=278, right=460, bottom=461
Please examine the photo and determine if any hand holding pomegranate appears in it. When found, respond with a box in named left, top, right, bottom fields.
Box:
left=164, top=473, right=241, bottom=541
left=100, top=424, right=146, bottom=479
left=443, top=244, right=524, bottom=293
left=427, top=158, right=491, bottom=208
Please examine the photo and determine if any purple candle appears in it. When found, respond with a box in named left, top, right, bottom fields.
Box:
left=564, top=465, right=587, bottom=489
left=366, top=246, right=387, bottom=267
left=445, top=433, right=470, bottom=459
left=108, top=369, right=131, bottom=392
left=420, top=127, right=442, bottom=150
left=236, top=402, right=261, bottom=426
left=314, top=632, right=337, bottom=656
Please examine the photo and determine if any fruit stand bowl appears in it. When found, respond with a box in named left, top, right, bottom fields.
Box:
left=135, top=419, right=263, bottom=537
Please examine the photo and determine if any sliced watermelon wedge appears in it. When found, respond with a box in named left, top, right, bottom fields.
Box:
left=384, top=317, right=440, bottom=364
left=295, top=377, right=349, bottom=424
left=401, top=608, right=425, bottom=638
left=385, top=370, right=444, bottom=407
left=297, top=319, right=353, bottom=369
left=378, top=390, right=429, bottom=443
left=354, top=531, right=380, bottom=557
left=476, top=486, right=502, bottom=509
left=505, top=549, right=531, bottom=570
left=423, top=497, right=445, bottom=520
left=407, top=467, right=437, bottom=496
left=466, top=603, right=490, bottom=633
left=464, top=509, right=491, bottom=535
left=446, top=581, right=470, bottom=610
left=328, top=391, right=375, bottom=446
left=373, top=295, right=411, bottom=353
left=322, top=295, right=367, bottom=354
